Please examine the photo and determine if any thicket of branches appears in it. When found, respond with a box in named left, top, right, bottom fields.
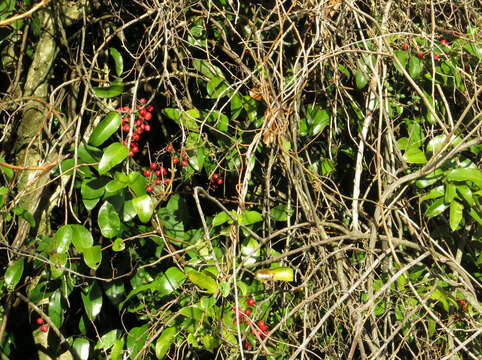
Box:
left=0, top=0, right=480, bottom=359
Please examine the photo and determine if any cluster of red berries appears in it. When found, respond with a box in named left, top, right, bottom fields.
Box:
left=210, top=173, right=223, bottom=189
left=232, top=298, right=270, bottom=350
left=458, top=299, right=468, bottom=312
left=167, top=145, right=189, bottom=167
left=36, top=317, right=48, bottom=332
left=118, top=98, right=154, bottom=157
left=401, top=39, right=450, bottom=62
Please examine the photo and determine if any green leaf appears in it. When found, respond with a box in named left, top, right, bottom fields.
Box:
left=70, top=225, right=94, bottom=252
left=95, top=329, right=121, bottom=351
left=110, top=337, right=125, bottom=360
left=415, top=169, right=443, bottom=188
left=230, top=93, right=243, bottom=120
left=408, top=56, right=423, bottom=79
left=122, top=199, right=137, bottom=222
left=192, top=59, right=225, bottom=80
left=403, top=147, right=427, bottom=164
left=394, top=50, right=409, bottom=73
left=241, top=238, right=260, bottom=265
left=426, top=135, right=446, bottom=155
left=420, top=186, right=445, bottom=202
left=128, top=171, right=148, bottom=197
left=155, top=327, right=177, bottom=359
left=162, top=108, right=180, bottom=122
left=78, top=144, right=103, bottom=163
left=98, top=201, right=121, bottom=238
left=81, top=177, right=108, bottom=200
left=103, top=280, right=125, bottom=306
left=0, top=157, right=14, bottom=180
left=188, top=147, right=205, bottom=172
left=206, top=77, right=228, bottom=98
left=456, top=185, right=474, bottom=206
left=53, top=225, right=72, bottom=253
left=355, top=69, right=368, bottom=89
left=430, top=287, right=450, bottom=312
left=93, top=78, right=123, bottom=99
left=127, top=324, right=149, bottom=358
left=255, top=267, right=294, bottom=282
left=468, top=207, right=482, bottom=226
left=5, top=258, right=24, bottom=289
left=15, top=207, right=36, bottom=227
left=307, top=107, right=329, bottom=136
left=98, top=142, right=129, bottom=175
left=132, top=194, right=154, bottom=223
left=425, top=198, right=448, bottom=218
left=72, top=337, right=90, bottom=360
left=112, top=238, right=125, bottom=252
left=271, top=205, right=291, bottom=221
left=186, top=268, right=218, bottom=294
left=89, top=112, right=122, bottom=146
left=48, top=289, right=63, bottom=328
left=181, top=109, right=200, bottom=131
left=202, top=335, right=219, bottom=353
left=109, top=48, right=123, bottom=77
left=81, top=282, right=103, bottom=320
left=212, top=211, right=231, bottom=227
left=449, top=200, right=464, bottom=231
left=447, top=168, right=482, bottom=188
left=445, top=183, right=457, bottom=204
left=83, top=246, right=102, bottom=270
left=241, top=210, right=263, bottom=225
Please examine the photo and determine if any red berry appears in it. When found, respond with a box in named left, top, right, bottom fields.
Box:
left=247, top=298, right=255, bottom=306
left=212, top=174, right=219, bottom=180
left=433, top=54, right=439, bottom=61
left=144, top=170, right=151, bottom=177
left=36, top=318, right=44, bottom=325
left=244, top=342, right=251, bottom=350
left=140, top=123, right=145, bottom=130
left=464, top=64, right=469, bottom=71
left=161, top=167, right=167, bottom=176
left=122, top=117, right=129, bottom=123
left=258, top=320, right=267, bottom=331
left=146, top=105, right=154, bottom=112
left=233, top=320, right=238, bottom=326
left=136, top=119, right=142, bottom=126
left=155, top=169, right=162, bottom=177
left=136, top=127, right=143, bottom=135
left=144, top=112, right=152, bottom=121
left=458, top=299, right=465, bottom=305
left=440, top=39, right=449, bottom=46
left=139, top=98, right=147, bottom=104
left=132, top=134, right=140, bottom=141
left=131, top=145, right=139, bottom=153
left=150, top=163, right=157, bottom=170
left=165, top=178, right=171, bottom=185
left=173, top=157, right=179, bottom=164
left=462, top=304, right=468, bottom=312
left=402, top=43, right=409, bottom=50
left=40, top=325, right=48, bottom=333
left=146, top=186, right=153, bottom=193
left=417, top=52, right=423, bottom=59
left=217, top=178, right=223, bottom=185
left=139, top=108, right=147, bottom=117
left=212, top=184, right=218, bottom=189
left=144, top=124, right=151, bottom=131
left=181, top=160, right=188, bottom=167
left=167, top=145, right=174, bottom=152
left=244, top=308, right=252, bottom=316
left=155, top=178, right=161, bottom=185
left=129, top=151, right=134, bottom=157
left=122, top=124, right=130, bottom=132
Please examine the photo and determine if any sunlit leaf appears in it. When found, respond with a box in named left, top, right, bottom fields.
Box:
left=73, top=337, right=90, bottom=360
left=109, top=48, right=123, bottom=77
left=89, top=112, right=122, bottom=146
left=98, top=142, right=129, bottom=175
left=155, top=327, right=177, bottom=359
left=98, top=201, right=121, bottom=238
left=93, top=78, right=123, bottom=99
left=132, top=194, right=153, bottom=223
left=425, top=198, right=448, bottom=218
left=449, top=200, right=464, bottom=231
left=186, top=268, right=218, bottom=293
left=83, top=245, right=102, bottom=270
left=81, top=282, right=103, bottom=320
left=71, top=225, right=93, bottom=252
left=5, top=258, right=24, bottom=289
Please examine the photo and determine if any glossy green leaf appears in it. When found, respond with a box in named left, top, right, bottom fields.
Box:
left=415, top=169, right=444, bottom=188
left=449, top=200, right=464, bottom=231
left=241, top=210, right=263, bottom=225
left=78, top=144, right=103, bottom=163
left=162, top=108, right=181, bottom=122
left=122, top=199, right=137, bottom=222
left=14, top=207, right=35, bottom=227
left=255, top=267, right=294, bottom=282
left=0, top=156, right=14, bottom=180
left=202, top=335, right=219, bottom=353
left=81, top=282, right=103, bottom=320
left=206, top=77, right=228, bottom=98
left=48, top=289, right=63, bottom=328
left=468, top=207, right=482, bottom=226
left=127, top=324, right=149, bottom=358
left=155, top=327, right=177, bottom=359
left=447, top=168, right=482, bottom=187
left=53, top=225, right=72, bottom=253
left=430, top=287, right=450, bottom=312
left=241, top=238, right=260, bottom=265
left=186, top=268, right=218, bottom=294
left=60, top=158, right=93, bottom=177
left=181, top=109, right=200, bottom=131
left=456, top=185, right=474, bottom=206
left=83, top=245, right=102, bottom=270
left=110, top=336, right=125, bottom=360
left=71, top=225, right=93, bottom=252
left=132, top=194, right=153, bottom=223
left=307, top=108, right=329, bottom=136
left=408, top=56, right=423, bottom=79
left=98, top=201, right=121, bottom=238
left=81, top=177, right=108, bottom=200
left=188, top=147, right=205, bottom=172
left=271, top=204, right=291, bottom=221
left=72, top=337, right=90, bottom=360
left=403, top=147, right=427, bottom=164
left=5, top=258, right=24, bottom=289
left=230, top=92, right=243, bottom=120
left=89, top=112, right=122, bottom=146
left=425, top=198, right=448, bottom=218
left=193, top=59, right=225, bottom=80
left=109, top=48, right=123, bottom=77
left=355, top=69, right=367, bottom=89
left=420, top=186, right=444, bottom=202
left=95, top=329, right=120, bottom=350
left=128, top=171, right=148, bottom=197
left=426, top=135, right=446, bottom=155
left=394, top=50, right=409, bottom=73
left=112, top=238, right=125, bottom=252
left=212, top=211, right=231, bottom=227
left=445, top=183, right=457, bottom=204
left=105, top=172, right=129, bottom=193
left=50, top=253, right=67, bottom=271
left=103, top=280, right=125, bottom=306
left=98, top=142, right=129, bottom=175
left=93, top=78, right=123, bottom=99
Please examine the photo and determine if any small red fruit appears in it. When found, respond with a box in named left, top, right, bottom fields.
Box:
left=247, top=298, right=255, bottom=306
left=136, top=127, right=143, bottom=135
left=139, top=108, right=147, bottom=117
left=129, top=151, right=134, bottom=157
left=244, top=308, right=252, bottom=316
left=144, top=112, right=152, bottom=121
left=139, top=98, right=147, bottom=104
left=146, top=105, right=154, bottom=112
left=402, top=43, right=409, bottom=50
left=181, top=160, right=188, bottom=167
left=258, top=320, right=267, bottom=331
left=155, top=178, right=161, bottom=185
left=40, top=325, right=48, bottom=333
left=144, top=124, right=151, bottom=131
left=244, top=342, right=251, bottom=350
left=122, top=117, right=129, bottom=123
left=161, top=167, right=167, bottom=176
left=417, top=52, right=423, bottom=59
left=212, top=174, right=219, bottom=180
left=136, top=119, right=142, bottom=126
left=233, top=320, right=238, bottom=326
left=167, top=145, right=174, bottom=152
left=131, top=145, right=139, bottom=153
left=144, top=170, right=151, bottom=177
left=173, top=157, right=179, bottom=164
left=146, top=185, right=153, bottom=193
left=458, top=299, right=465, bottom=305
left=36, top=318, right=44, bottom=325
left=132, top=134, right=140, bottom=141
left=217, top=178, right=223, bottom=185
left=122, top=124, right=130, bottom=132
left=462, top=304, right=468, bottom=312
left=150, top=163, right=157, bottom=170
left=440, top=39, right=449, bottom=46
left=155, top=169, right=162, bottom=177
left=433, top=54, right=440, bottom=61
left=165, top=178, right=171, bottom=185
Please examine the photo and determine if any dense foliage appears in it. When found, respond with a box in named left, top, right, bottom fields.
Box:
left=0, top=0, right=480, bottom=359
